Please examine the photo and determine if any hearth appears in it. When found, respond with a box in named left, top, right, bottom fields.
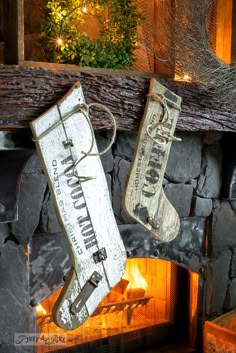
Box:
left=28, top=130, right=209, bottom=353
left=1, top=129, right=236, bottom=353
left=34, top=258, right=200, bottom=353
left=35, top=258, right=180, bottom=353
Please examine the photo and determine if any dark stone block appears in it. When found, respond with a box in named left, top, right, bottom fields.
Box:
left=38, top=190, right=61, bottom=234
left=113, top=131, right=137, bottom=162
left=164, top=183, right=193, bottom=217
left=192, top=196, right=213, bottom=217
left=196, top=144, right=222, bottom=198
left=95, top=131, right=114, bottom=173
left=11, top=154, right=47, bottom=245
left=0, top=150, right=34, bottom=223
left=211, top=201, right=236, bottom=256
left=224, top=278, right=236, bottom=310
left=0, top=342, right=35, bottom=353
left=112, top=157, right=134, bottom=224
left=165, top=133, right=202, bottom=183
left=221, top=133, right=236, bottom=199
left=106, top=173, right=112, bottom=201
left=230, top=248, right=236, bottom=278
left=29, top=233, right=71, bottom=304
left=203, top=132, right=223, bottom=145
left=0, top=224, right=10, bottom=247
left=206, top=250, right=231, bottom=316
left=29, top=217, right=206, bottom=305
left=119, top=217, right=206, bottom=272
left=0, top=241, right=35, bottom=352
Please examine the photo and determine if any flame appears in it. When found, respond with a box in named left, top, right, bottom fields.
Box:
left=123, top=262, right=147, bottom=290
left=35, top=304, right=47, bottom=316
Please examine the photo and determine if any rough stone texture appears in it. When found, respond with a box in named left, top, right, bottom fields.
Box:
left=196, top=143, right=222, bottom=198
left=224, top=278, right=236, bottom=310
left=38, top=190, right=61, bottom=234
left=105, top=174, right=112, bottom=201
left=113, top=132, right=137, bottom=162
left=230, top=200, right=236, bottom=213
left=95, top=131, right=114, bottom=173
left=112, top=157, right=134, bottom=224
left=0, top=240, right=35, bottom=353
left=0, top=224, right=9, bottom=247
left=28, top=218, right=206, bottom=304
left=165, top=133, right=202, bottom=183
left=192, top=196, right=213, bottom=217
left=29, top=233, right=71, bottom=305
left=120, top=217, right=206, bottom=272
left=206, top=250, right=231, bottom=316
left=230, top=248, right=236, bottom=279
left=203, top=132, right=223, bottom=145
left=164, top=183, right=193, bottom=217
left=211, top=201, right=236, bottom=256
left=190, top=179, right=198, bottom=189
left=0, top=150, right=34, bottom=223
left=221, top=134, right=236, bottom=199
left=11, top=154, right=48, bottom=245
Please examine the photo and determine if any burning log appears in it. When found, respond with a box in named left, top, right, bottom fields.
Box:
left=126, top=288, right=146, bottom=299
left=0, top=62, right=235, bottom=132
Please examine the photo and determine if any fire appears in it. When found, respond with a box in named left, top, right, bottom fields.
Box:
left=35, top=304, right=47, bottom=316
left=123, top=261, right=148, bottom=291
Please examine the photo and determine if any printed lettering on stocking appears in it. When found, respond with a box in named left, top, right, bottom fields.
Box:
left=123, top=79, right=182, bottom=242
left=30, top=82, right=127, bottom=330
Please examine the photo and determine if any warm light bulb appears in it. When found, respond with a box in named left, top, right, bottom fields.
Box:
left=183, top=74, right=191, bottom=81
left=56, top=37, right=63, bottom=46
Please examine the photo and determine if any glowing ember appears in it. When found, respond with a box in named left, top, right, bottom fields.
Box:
left=35, top=304, right=47, bottom=316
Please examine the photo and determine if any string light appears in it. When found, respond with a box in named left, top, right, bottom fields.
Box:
left=41, top=0, right=142, bottom=68
left=56, top=37, right=64, bottom=46
left=183, top=74, right=191, bottom=81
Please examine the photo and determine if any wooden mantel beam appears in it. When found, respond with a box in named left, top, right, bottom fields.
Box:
left=0, top=62, right=235, bottom=132
left=3, top=0, right=24, bottom=64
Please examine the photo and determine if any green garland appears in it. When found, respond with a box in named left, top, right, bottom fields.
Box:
left=40, top=0, right=143, bottom=69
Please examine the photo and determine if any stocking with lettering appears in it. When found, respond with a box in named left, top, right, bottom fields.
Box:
left=30, top=82, right=127, bottom=330
left=123, top=79, right=182, bottom=242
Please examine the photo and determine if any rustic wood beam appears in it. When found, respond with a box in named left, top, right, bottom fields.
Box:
left=0, top=62, right=235, bottom=132
left=3, top=0, right=24, bottom=64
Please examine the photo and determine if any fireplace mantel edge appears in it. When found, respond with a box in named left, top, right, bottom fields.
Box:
left=0, top=61, right=235, bottom=132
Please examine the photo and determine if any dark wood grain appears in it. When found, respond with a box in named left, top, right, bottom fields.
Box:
left=0, top=62, right=235, bottom=132
left=3, top=0, right=24, bottom=64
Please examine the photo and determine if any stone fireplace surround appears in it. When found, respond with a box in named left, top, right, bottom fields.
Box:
left=0, top=129, right=236, bottom=353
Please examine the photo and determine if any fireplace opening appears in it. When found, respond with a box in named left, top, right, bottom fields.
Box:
left=35, top=258, right=198, bottom=353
